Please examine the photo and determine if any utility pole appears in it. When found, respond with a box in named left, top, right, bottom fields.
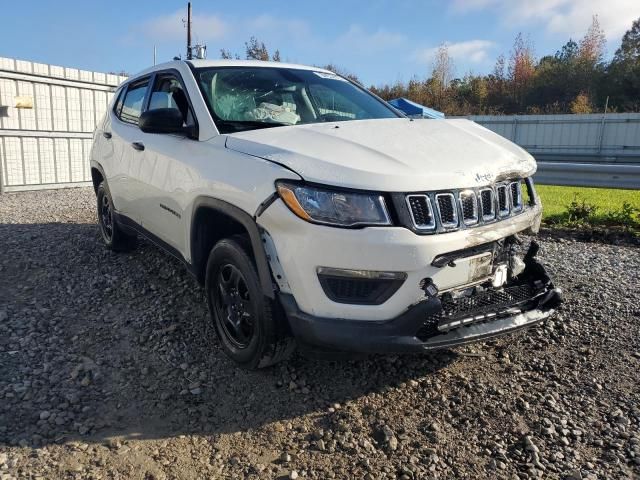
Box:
left=186, top=2, right=192, bottom=60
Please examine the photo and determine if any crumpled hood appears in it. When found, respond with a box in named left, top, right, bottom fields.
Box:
left=225, top=118, right=536, bottom=191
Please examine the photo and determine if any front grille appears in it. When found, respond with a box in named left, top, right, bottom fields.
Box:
left=496, top=185, right=509, bottom=217
left=404, top=177, right=530, bottom=233
left=406, top=195, right=435, bottom=229
left=459, top=191, right=478, bottom=225
left=510, top=181, right=523, bottom=211
left=480, top=188, right=495, bottom=220
left=416, top=283, right=539, bottom=340
left=436, top=193, right=458, bottom=228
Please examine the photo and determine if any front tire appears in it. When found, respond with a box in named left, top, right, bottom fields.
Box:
left=96, top=182, right=137, bottom=252
left=205, top=236, right=294, bottom=369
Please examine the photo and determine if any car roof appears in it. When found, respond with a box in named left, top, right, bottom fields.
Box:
left=129, top=59, right=334, bottom=83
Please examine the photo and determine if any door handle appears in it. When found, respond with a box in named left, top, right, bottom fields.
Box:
left=102, top=131, right=112, bottom=139
left=131, top=142, right=145, bottom=151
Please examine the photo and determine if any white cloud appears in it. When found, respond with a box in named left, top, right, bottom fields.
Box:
left=141, top=10, right=227, bottom=43
left=334, top=25, right=407, bottom=54
left=245, top=14, right=311, bottom=41
left=414, top=40, right=496, bottom=65
left=451, top=0, right=640, bottom=39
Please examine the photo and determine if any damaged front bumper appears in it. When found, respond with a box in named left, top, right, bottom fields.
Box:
left=280, top=241, right=562, bottom=354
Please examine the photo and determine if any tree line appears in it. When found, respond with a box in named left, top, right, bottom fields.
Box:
left=221, top=16, right=640, bottom=115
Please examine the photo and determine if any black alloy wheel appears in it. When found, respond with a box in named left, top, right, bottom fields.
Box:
left=215, top=263, right=256, bottom=348
left=99, top=190, right=113, bottom=241
left=96, top=181, right=137, bottom=251
left=205, top=235, right=294, bottom=369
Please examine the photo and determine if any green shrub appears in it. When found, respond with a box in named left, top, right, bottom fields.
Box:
left=565, top=195, right=598, bottom=223
left=602, top=201, right=640, bottom=228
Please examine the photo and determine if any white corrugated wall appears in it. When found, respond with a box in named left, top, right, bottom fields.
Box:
left=0, top=57, right=127, bottom=192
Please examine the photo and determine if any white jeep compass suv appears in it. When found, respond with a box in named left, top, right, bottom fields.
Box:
left=90, top=60, right=562, bottom=369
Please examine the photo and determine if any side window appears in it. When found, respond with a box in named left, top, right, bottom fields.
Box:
left=113, top=87, right=125, bottom=117
left=118, top=81, right=149, bottom=124
left=147, top=75, right=196, bottom=127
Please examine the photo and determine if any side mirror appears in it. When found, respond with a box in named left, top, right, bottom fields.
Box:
left=139, top=108, right=193, bottom=136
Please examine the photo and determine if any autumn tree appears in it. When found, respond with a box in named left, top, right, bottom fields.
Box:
left=508, top=33, right=536, bottom=109
left=322, top=64, right=361, bottom=84
left=579, top=15, right=606, bottom=64
left=431, top=43, right=455, bottom=111
left=485, top=54, right=507, bottom=112
left=220, top=48, right=239, bottom=60
left=570, top=93, right=593, bottom=113
left=220, top=37, right=280, bottom=62
left=245, top=36, right=270, bottom=61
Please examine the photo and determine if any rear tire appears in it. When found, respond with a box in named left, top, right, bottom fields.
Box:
left=96, top=182, right=137, bottom=252
left=205, top=235, right=294, bottom=369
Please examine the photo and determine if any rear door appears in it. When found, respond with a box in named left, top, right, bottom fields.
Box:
left=108, top=78, right=151, bottom=220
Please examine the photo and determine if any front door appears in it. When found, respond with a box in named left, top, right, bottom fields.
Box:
left=131, top=72, right=199, bottom=256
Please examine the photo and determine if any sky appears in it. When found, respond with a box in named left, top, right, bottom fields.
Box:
left=1, top=0, right=639, bottom=86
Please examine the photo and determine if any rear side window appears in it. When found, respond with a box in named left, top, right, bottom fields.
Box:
left=118, top=81, right=149, bottom=124
left=113, top=87, right=125, bottom=117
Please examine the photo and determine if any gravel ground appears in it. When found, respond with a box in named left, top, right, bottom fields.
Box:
left=0, top=187, right=639, bottom=480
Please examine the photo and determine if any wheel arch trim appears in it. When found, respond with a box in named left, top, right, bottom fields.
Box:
left=90, top=161, right=107, bottom=193
left=190, top=196, right=275, bottom=298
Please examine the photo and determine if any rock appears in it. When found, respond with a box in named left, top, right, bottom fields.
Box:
left=289, top=470, right=299, bottom=479
left=280, top=453, right=291, bottom=463
left=566, top=469, right=582, bottom=480
left=39, top=411, right=50, bottom=420
left=388, top=436, right=399, bottom=451
left=524, top=436, right=540, bottom=453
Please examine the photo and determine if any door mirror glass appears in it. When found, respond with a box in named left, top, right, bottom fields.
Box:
left=139, top=108, right=189, bottom=135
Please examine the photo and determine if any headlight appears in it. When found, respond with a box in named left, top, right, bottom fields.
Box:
left=276, top=181, right=391, bottom=227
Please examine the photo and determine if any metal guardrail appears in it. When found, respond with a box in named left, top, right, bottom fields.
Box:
left=535, top=161, right=640, bottom=189
left=531, top=151, right=640, bottom=189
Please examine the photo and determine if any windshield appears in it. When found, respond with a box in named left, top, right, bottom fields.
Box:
left=195, top=67, right=400, bottom=133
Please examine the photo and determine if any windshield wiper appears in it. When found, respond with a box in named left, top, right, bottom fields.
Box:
left=216, top=119, right=290, bottom=133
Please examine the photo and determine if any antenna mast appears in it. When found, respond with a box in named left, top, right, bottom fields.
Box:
left=186, top=2, right=192, bottom=60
